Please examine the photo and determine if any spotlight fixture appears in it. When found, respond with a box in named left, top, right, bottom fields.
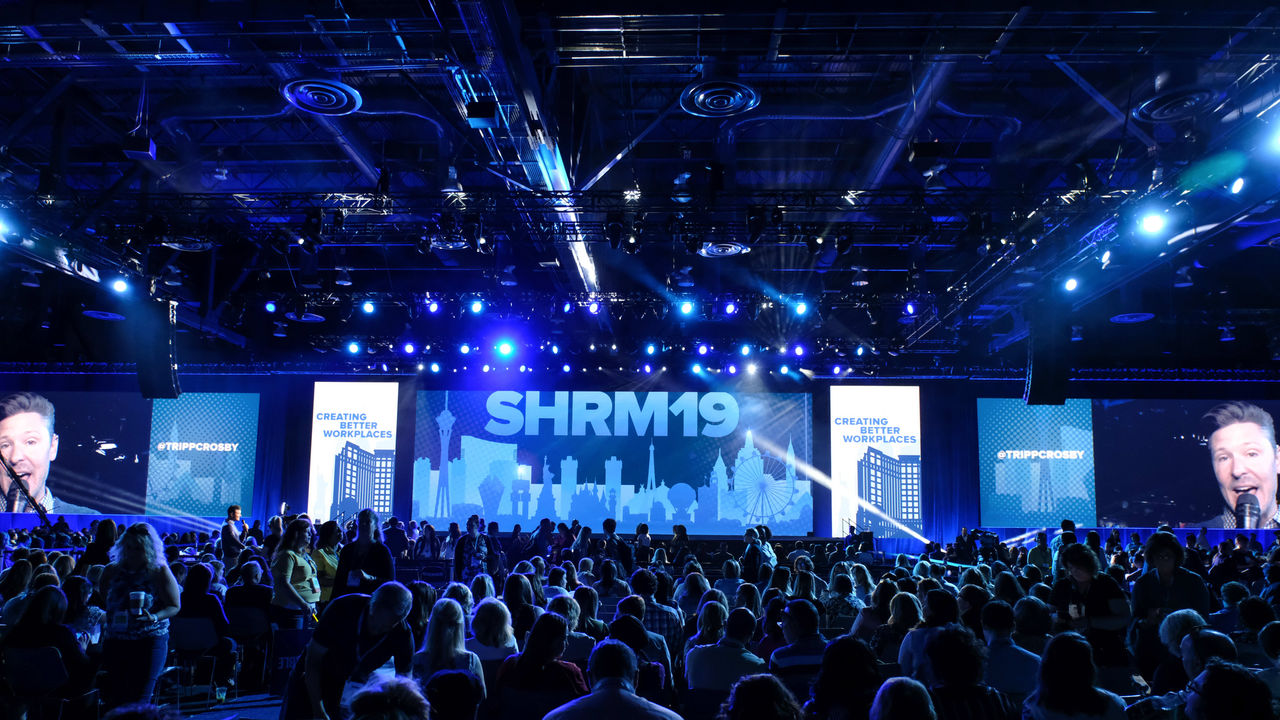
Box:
left=724, top=300, right=738, bottom=316
left=678, top=300, right=696, bottom=316
left=264, top=301, right=278, bottom=313
left=793, top=301, right=808, bottom=316
left=670, top=266, right=695, bottom=288
left=1173, top=266, right=1194, bottom=288
left=18, top=269, right=40, bottom=288
left=588, top=300, right=601, bottom=315
left=697, top=344, right=709, bottom=356
left=740, top=344, right=752, bottom=356
left=624, top=187, right=642, bottom=202
left=361, top=300, right=375, bottom=314
left=497, top=265, right=518, bottom=287
left=427, top=300, right=440, bottom=313
left=335, top=268, right=353, bottom=287
left=1219, top=324, right=1236, bottom=342
left=347, top=341, right=360, bottom=354
left=1231, top=177, right=1245, bottom=194
left=1064, top=277, right=1079, bottom=292
left=272, top=321, right=287, bottom=337
left=469, top=299, right=484, bottom=314
left=111, top=278, right=129, bottom=293
left=1139, top=212, right=1167, bottom=235
left=780, top=364, right=790, bottom=374
left=402, top=343, right=416, bottom=355
left=646, top=344, right=657, bottom=355
left=430, top=362, right=441, bottom=373
left=496, top=341, right=515, bottom=358
left=460, top=343, right=472, bottom=354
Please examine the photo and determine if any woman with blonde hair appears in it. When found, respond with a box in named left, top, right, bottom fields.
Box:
left=99, top=522, right=182, bottom=708
left=466, top=596, right=518, bottom=661
left=412, top=598, right=485, bottom=698
left=871, top=592, right=923, bottom=662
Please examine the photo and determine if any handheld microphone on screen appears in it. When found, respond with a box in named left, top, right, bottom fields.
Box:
left=1237, top=492, right=1262, bottom=529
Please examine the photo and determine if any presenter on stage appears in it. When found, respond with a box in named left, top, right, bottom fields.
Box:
left=1201, top=401, right=1280, bottom=529
left=0, top=391, right=97, bottom=515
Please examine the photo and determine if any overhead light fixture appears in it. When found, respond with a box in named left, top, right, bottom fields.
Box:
left=1063, top=277, right=1079, bottom=292
left=497, top=265, right=518, bottom=287
left=272, top=321, right=287, bottom=337
left=1173, top=266, right=1194, bottom=288
left=670, top=266, right=695, bottom=288
left=1219, top=324, right=1236, bottom=342
left=335, top=268, right=353, bottom=287
left=20, top=270, right=40, bottom=288
left=1139, top=212, right=1167, bottom=235
left=849, top=268, right=870, bottom=287
left=624, top=187, right=642, bottom=202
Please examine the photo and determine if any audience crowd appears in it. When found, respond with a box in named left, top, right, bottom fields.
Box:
left=3, top=512, right=1280, bottom=720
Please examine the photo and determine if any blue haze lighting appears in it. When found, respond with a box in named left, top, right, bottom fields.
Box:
left=794, top=301, right=808, bottom=316
left=1064, top=277, right=1079, bottom=292
left=1231, top=177, right=1245, bottom=194
left=111, top=279, right=129, bottom=293
left=362, top=301, right=375, bottom=314
left=264, top=301, right=277, bottom=313
left=679, top=301, right=695, bottom=315
left=430, top=362, right=440, bottom=373
left=347, top=342, right=360, bottom=354
left=497, top=341, right=515, bottom=357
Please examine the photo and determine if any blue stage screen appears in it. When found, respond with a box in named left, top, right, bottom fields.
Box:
left=412, top=390, right=813, bottom=534
left=977, top=398, right=1096, bottom=528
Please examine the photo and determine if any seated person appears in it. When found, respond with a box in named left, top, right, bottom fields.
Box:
left=177, top=562, right=238, bottom=687
left=224, top=559, right=273, bottom=613
left=544, top=640, right=681, bottom=720
left=0, top=585, right=96, bottom=694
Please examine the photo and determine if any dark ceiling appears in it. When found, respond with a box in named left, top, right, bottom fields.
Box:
left=2, top=3, right=1280, bottom=380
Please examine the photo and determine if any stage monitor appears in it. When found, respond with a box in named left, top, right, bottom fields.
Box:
left=412, top=390, right=813, bottom=535
left=0, top=389, right=260, bottom=516
left=829, top=386, right=922, bottom=539
left=307, top=381, right=401, bottom=523
left=977, top=398, right=1096, bottom=528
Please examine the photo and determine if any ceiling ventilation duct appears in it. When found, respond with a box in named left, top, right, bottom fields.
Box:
left=680, top=60, right=760, bottom=118
left=282, top=79, right=363, bottom=116
left=1132, top=63, right=1221, bottom=124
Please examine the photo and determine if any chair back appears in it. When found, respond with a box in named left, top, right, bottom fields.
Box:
left=2, top=646, right=70, bottom=696
left=681, top=687, right=729, bottom=720
left=170, top=617, right=220, bottom=654
left=226, top=606, right=271, bottom=642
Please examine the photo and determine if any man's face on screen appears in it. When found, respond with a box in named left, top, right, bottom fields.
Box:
left=0, top=411, right=59, bottom=504
left=1210, top=421, right=1280, bottom=520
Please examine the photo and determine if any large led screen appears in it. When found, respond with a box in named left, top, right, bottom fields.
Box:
left=977, top=398, right=1280, bottom=529
left=829, top=386, right=922, bottom=539
left=977, top=399, right=1096, bottom=528
left=308, top=382, right=401, bottom=523
left=0, top=390, right=260, bottom=516
left=1094, top=399, right=1280, bottom=528
left=412, top=390, right=813, bottom=534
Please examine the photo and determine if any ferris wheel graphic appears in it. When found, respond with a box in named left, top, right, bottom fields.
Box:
left=729, top=447, right=797, bottom=525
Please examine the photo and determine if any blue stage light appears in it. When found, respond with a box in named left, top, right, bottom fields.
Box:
left=562, top=301, right=573, bottom=313
left=905, top=302, right=916, bottom=316
left=793, top=345, right=805, bottom=357
left=482, top=364, right=491, bottom=373
left=728, top=364, right=737, bottom=375
left=347, top=342, right=360, bottom=354
left=111, top=278, right=129, bottom=293
left=470, top=299, right=484, bottom=314
left=427, top=300, right=440, bottom=314
left=362, top=301, right=375, bottom=314
left=794, top=301, right=808, bottom=316
left=1064, top=277, right=1079, bottom=292
left=497, top=341, right=515, bottom=357
left=692, top=364, right=703, bottom=374
left=460, top=343, right=471, bottom=355
left=724, top=301, right=737, bottom=315
left=403, top=343, right=415, bottom=355
left=855, top=345, right=865, bottom=357
left=1140, top=213, right=1166, bottom=234
left=551, top=344, right=560, bottom=355
left=588, top=300, right=601, bottom=315
left=646, top=344, right=656, bottom=355
left=740, top=344, right=751, bottom=356
left=264, top=301, right=277, bottom=313
left=780, top=364, right=790, bottom=374
left=697, top=344, right=709, bottom=356
left=679, top=301, right=695, bottom=315
left=643, top=364, right=652, bottom=374
left=562, top=364, right=571, bottom=373
left=833, top=365, right=842, bottom=374
left=1231, top=177, right=1245, bottom=194
left=430, top=362, right=440, bottom=373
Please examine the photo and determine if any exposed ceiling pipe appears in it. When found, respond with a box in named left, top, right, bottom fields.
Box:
left=860, top=61, right=956, bottom=190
